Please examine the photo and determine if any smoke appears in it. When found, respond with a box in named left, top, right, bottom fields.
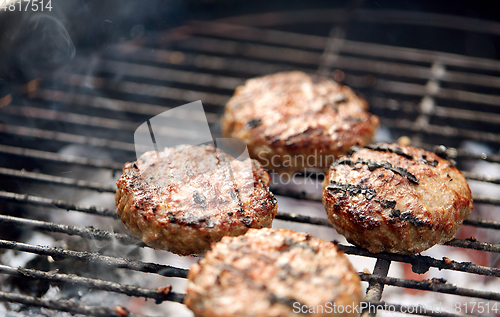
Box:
left=13, top=13, right=75, bottom=80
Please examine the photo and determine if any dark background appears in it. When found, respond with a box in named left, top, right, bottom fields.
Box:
left=0, top=0, right=499, bottom=95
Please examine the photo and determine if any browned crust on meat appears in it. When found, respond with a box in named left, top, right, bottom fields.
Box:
left=115, top=144, right=278, bottom=256
left=322, top=143, right=473, bottom=255
left=185, top=228, right=363, bottom=317
left=221, top=71, right=379, bottom=174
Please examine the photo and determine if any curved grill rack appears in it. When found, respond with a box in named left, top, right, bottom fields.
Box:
left=1, top=10, right=500, bottom=317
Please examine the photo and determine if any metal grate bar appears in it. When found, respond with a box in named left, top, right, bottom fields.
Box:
left=461, top=171, right=500, bottom=185
left=380, top=118, right=500, bottom=144
left=1, top=105, right=141, bottom=131
left=0, top=264, right=182, bottom=304
left=0, top=167, right=116, bottom=193
left=59, top=73, right=230, bottom=106
left=0, top=144, right=123, bottom=171
left=326, top=56, right=500, bottom=88
left=463, top=218, right=500, bottom=230
left=0, top=214, right=138, bottom=245
left=36, top=89, right=218, bottom=124
left=173, top=36, right=321, bottom=65
left=276, top=212, right=331, bottom=227
left=474, top=197, right=500, bottom=206
left=186, top=19, right=500, bottom=70
left=360, top=273, right=500, bottom=302
left=0, top=191, right=118, bottom=218
left=371, top=97, right=500, bottom=126
left=1, top=105, right=208, bottom=143
left=180, top=25, right=500, bottom=88
left=0, top=123, right=136, bottom=152
left=101, top=60, right=244, bottom=90
left=422, top=145, right=500, bottom=165
left=108, top=45, right=300, bottom=75
left=362, top=259, right=391, bottom=317
left=0, top=239, right=188, bottom=278
left=339, top=244, right=500, bottom=277
left=270, top=187, right=322, bottom=202
left=0, top=290, right=145, bottom=317
left=170, top=36, right=500, bottom=107
left=444, top=239, right=500, bottom=253
left=185, top=20, right=500, bottom=71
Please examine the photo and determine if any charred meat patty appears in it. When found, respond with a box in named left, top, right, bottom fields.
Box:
left=323, top=143, right=473, bottom=254
left=185, top=228, right=363, bottom=317
left=115, top=144, right=277, bottom=256
left=221, top=71, right=379, bottom=174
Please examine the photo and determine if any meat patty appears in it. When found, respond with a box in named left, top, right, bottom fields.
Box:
left=221, top=71, right=379, bottom=175
left=322, top=143, right=473, bottom=254
left=185, top=228, right=363, bottom=317
left=115, top=144, right=277, bottom=256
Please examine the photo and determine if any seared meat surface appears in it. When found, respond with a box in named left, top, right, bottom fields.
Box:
left=323, top=143, right=473, bottom=254
left=185, top=228, right=363, bottom=317
left=222, top=71, right=379, bottom=174
left=115, top=144, right=277, bottom=256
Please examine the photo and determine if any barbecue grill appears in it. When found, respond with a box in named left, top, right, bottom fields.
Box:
left=1, top=4, right=500, bottom=317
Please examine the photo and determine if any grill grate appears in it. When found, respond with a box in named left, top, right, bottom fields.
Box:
left=1, top=10, right=500, bottom=317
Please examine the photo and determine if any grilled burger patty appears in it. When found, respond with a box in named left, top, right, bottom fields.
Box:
left=115, top=144, right=277, bottom=256
left=221, top=71, right=379, bottom=174
left=185, top=228, right=363, bottom=317
left=323, top=143, right=473, bottom=254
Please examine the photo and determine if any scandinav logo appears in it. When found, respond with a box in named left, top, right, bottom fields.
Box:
left=133, top=100, right=253, bottom=188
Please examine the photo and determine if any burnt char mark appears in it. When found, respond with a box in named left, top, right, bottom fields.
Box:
left=333, top=159, right=355, bottom=167
left=346, top=146, right=361, bottom=157
left=365, top=143, right=414, bottom=160
left=390, top=209, right=401, bottom=218
left=388, top=209, right=425, bottom=226
left=326, top=181, right=376, bottom=200
left=419, top=157, right=439, bottom=167
left=268, top=292, right=303, bottom=309
left=365, top=189, right=376, bottom=200
left=367, top=160, right=383, bottom=171
left=391, top=166, right=419, bottom=184
left=167, top=212, right=176, bottom=223
left=334, top=158, right=420, bottom=185
left=248, top=118, right=262, bottom=128
left=380, top=200, right=396, bottom=209
left=242, top=216, right=252, bottom=227
left=193, top=191, right=206, bottom=206
left=400, top=212, right=425, bottom=226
